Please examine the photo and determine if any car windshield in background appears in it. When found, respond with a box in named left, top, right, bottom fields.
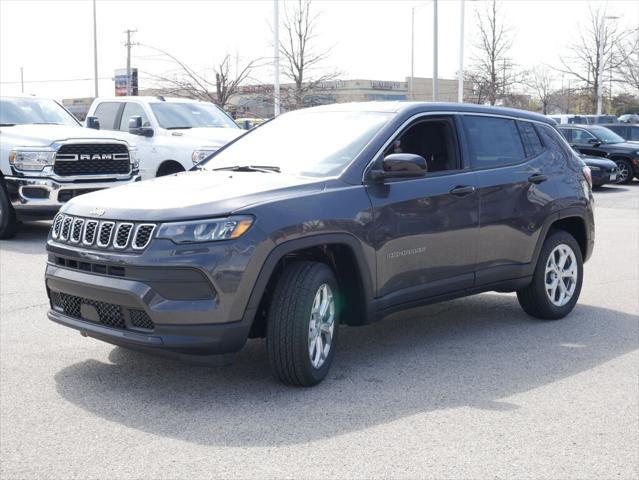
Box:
left=0, top=97, right=80, bottom=126
left=149, top=102, right=238, bottom=129
left=201, top=110, right=392, bottom=178
left=591, top=126, right=625, bottom=144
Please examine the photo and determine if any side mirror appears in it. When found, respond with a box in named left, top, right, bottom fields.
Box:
left=86, top=116, right=100, bottom=130
left=369, top=153, right=428, bottom=181
left=128, top=116, right=154, bottom=137
left=587, top=138, right=601, bottom=147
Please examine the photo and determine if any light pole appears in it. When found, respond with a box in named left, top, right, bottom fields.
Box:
left=409, top=1, right=431, bottom=100
left=432, top=0, right=438, bottom=101
left=92, top=0, right=98, bottom=97
left=596, top=15, right=619, bottom=115
left=457, top=0, right=465, bottom=103
left=273, top=0, right=280, bottom=117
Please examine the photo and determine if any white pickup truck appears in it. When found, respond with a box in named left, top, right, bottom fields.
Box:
left=0, top=95, right=140, bottom=239
left=85, top=96, right=243, bottom=179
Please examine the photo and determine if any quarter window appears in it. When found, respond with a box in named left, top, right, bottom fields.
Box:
left=93, top=102, right=121, bottom=130
left=518, top=121, right=544, bottom=157
left=463, top=116, right=526, bottom=168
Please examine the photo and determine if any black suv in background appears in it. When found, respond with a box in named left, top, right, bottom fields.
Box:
left=557, top=124, right=639, bottom=184
left=601, top=123, right=639, bottom=143
left=45, top=103, right=594, bottom=386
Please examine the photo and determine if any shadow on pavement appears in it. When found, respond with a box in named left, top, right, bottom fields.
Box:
left=0, top=221, right=50, bottom=254
left=54, top=293, right=639, bottom=447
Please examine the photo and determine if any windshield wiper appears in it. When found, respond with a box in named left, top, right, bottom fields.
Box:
left=166, top=126, right=193, bottom=130
left=31, top=122, right=63, bottom=125
left=213, top=165, right=281, bottom=173
left=0, top=123, right=16, bottom=127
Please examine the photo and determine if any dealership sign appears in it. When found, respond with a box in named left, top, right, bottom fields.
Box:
left=114, top=68, right=138, bottom=96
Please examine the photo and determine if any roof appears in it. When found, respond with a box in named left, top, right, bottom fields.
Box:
left=304, top=101, right=554, bottom=124
left=90, top=96, right=208, bottom=103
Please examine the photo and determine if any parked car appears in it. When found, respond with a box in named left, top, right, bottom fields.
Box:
left=618, top=114, right=639, bottom=124
left=582, top=114, right=617, bottom=124
left=0, top=95, right=139, bottom=239
left=547, top=114, right=592, bottom=125
left=578, top=154, right=618, bottom=187
left=85, top=96, right=243, bottom=179
left=556, top=124, right=639, bottom=184
left=45, top=102, right=594, bottom=386
left=600, top=123, right=639, bottom=143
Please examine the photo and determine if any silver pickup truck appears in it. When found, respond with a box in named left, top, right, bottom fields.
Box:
left=0, top=96, right=140, bottom=238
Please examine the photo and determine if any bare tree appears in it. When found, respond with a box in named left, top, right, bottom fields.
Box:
left=523, top=66, right=555, bottom=114
left=558, top=6, right=635, bottom=111
left=616, top=35, right=639, bottom=94
left=279, top=0, right=341, bottom=110
left=470, top=0, right=517, bottom=106
left=140, top=44, right=261, bottom=109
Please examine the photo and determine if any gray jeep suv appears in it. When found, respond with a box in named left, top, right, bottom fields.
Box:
left=45, top=102, right=595, bottom=386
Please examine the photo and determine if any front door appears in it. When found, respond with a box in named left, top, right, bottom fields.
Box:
left=366, top=116, right=479, bottom=307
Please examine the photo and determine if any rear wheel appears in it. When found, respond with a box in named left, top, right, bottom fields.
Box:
left=517, top=230, right=583, bottom=320
left=614, top=159, right=633, bottom=184
left=266, top=261, right=339, bottom=387
left=0, top=182, right=18, bottom=239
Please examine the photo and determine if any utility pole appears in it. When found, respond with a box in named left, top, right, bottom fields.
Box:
left=410, top=7, right=415, bottom=100
left=432, top=0, right=439, bottom=101
left=20, top=67, right=24, bottom=93
left=458, top=0, right=465, bottom=103
left=92, top=0, right=99, bottom=97
left=273, top=0, right=280, bottom=117
left=124, top=29, right=137, bottom=96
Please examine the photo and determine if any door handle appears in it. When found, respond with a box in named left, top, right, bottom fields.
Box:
left=449, top=185, right=476, bottom=196
left=528, top=173, right=548, bottom=184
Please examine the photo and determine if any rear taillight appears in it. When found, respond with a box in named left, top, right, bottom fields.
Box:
left=582, top=166, right=593, bottom=189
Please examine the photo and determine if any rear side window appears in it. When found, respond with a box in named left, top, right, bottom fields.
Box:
left=518, top=121, right=544, bottom=157
left=93, top=102, right=121, bottom=130
left=463, top=116, right=526, bottom=168
left=630, top=127, right=639, bottom=141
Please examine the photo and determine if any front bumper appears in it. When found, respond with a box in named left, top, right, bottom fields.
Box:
left=5, top=175, right=141, bottom=219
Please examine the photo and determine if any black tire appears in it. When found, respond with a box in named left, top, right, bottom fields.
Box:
left=0, top=181, right=18, bottom=239
left=157, top=162, right=185, bottom=177
left=266, top=261, right=339, bottom=387
left=517, top=230, right=583, bottom=320
left=614, top=159, right=633, bottom=184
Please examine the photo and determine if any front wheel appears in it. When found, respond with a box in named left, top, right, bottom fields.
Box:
left=517, top=230, right=583, bottom=320
left=266, top=261, right=339, bottom=387
left=0, top=182, right=18, bottom=239
left=614, top=159, right=633, bottom=184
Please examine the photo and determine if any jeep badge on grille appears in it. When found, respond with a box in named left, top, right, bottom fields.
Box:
left=89, top=208, right=106, bottom=217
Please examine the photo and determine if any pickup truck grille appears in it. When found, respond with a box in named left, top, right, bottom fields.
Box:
left=51, top=214, right=156, bottom=252
left=54, top=143, right=130, bottom=177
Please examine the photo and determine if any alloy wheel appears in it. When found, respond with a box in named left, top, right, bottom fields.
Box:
left=307, top=283, right=335, bottom=369
left=615, top=161, right=630, bottom=183
left=544, top=244, right=578, bottom=307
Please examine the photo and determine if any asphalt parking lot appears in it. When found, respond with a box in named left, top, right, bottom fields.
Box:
left=1, top=183, right=638, bottom=479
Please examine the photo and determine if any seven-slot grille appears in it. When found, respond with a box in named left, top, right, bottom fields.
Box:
left=54, top=143, right=130, bottom=177
left=51, top=214, right=156, bottom=251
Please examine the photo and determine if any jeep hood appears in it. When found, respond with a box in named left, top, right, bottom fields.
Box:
left=62, top=170, right=325, bottom=221
left=0, top=124, right=129, bottom=147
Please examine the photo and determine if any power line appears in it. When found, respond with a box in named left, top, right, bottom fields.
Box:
left=1, top=76, right=114, bottom=84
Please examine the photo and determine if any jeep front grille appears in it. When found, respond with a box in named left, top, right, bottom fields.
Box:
left=54, top=143, right=130, bottom=177
left=51, top=214, right=156, bottom=252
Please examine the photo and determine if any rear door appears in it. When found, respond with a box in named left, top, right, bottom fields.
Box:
left=463, top=115, right=554, bottom=285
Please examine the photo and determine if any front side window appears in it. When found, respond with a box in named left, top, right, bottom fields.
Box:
left=0, top=97, right=80, bottom=127
left=149, top=102, right=238, bottom=129
left=201, top=110, right=391, bottom=178
left=93, top=102, right=121, bottom=130
left=383, top=118, right=459, bottom=173
left=463, top=115, right=526, bottom=169
left=588, top=126, right=625, bottom=144
left=119, top=102, right=150, bottom=131
left=571, top=129, right=596, bottom=143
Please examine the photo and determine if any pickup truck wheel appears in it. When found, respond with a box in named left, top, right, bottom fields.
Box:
left=517, top=230, right=583, bottom=320
left=0, top=182, right=18, bottom=239
left=266, top=261, right=339, bottom=387
left=614, top=159, right=632, bottom=184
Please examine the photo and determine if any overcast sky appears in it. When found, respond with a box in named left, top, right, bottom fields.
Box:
left=1, top=0, right=638, bottom=100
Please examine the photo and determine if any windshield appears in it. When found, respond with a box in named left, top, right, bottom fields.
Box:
left=0, top=97, right=80, bottom=126
left=591, top=126, right=625, bottom=143
left=150, top=102, right=238, bottom=129
left=201, top=110, right=391, bottom=178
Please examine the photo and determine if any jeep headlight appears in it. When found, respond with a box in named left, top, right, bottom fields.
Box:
left=129, top=147, right=139, bottom=169
left=9, top=148, right=55, bottom=171
left=192, top=147, right=219, bottom=164
left=156, top=216, right=254, bottom=243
